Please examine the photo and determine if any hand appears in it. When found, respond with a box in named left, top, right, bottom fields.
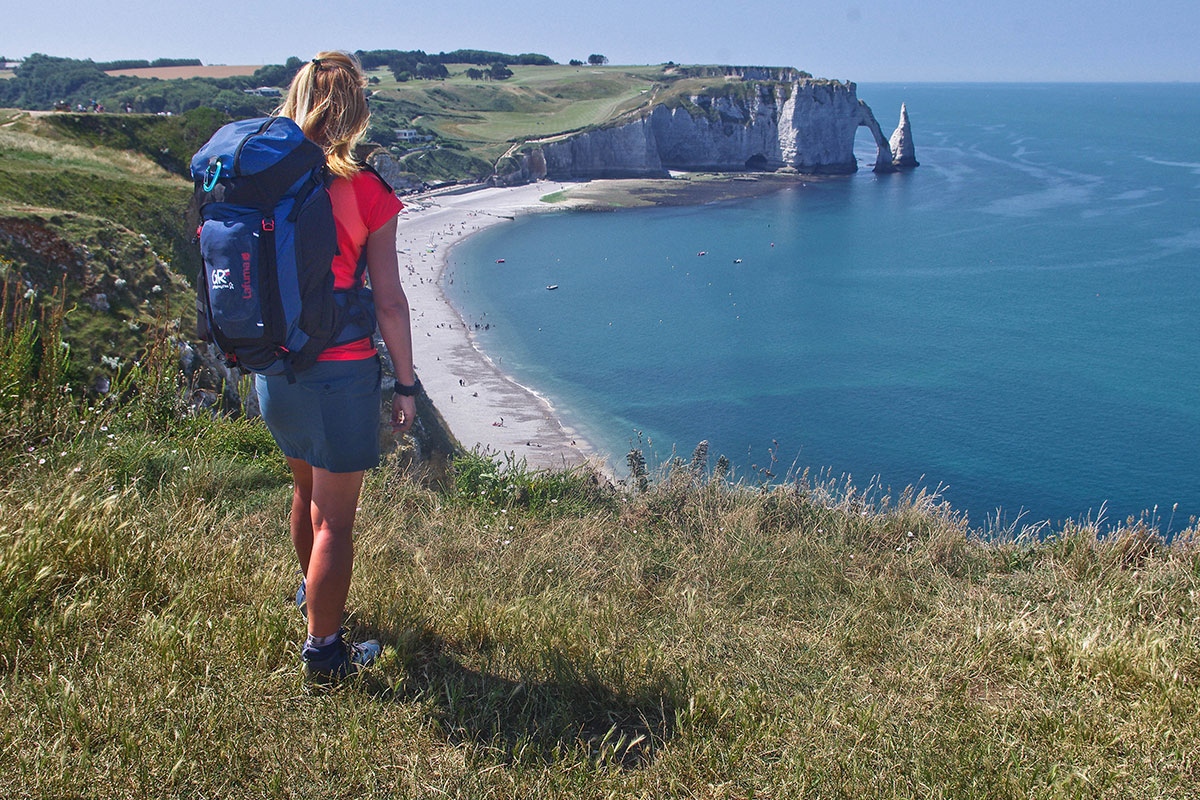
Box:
left=391, top=393, right=416, bottom=433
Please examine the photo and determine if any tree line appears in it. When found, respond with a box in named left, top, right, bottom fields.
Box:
left=0, top=54, right=284, bottom=115
left=351, top=49, right=552, bottom=83
left=0, top=48, right=599, bottom=114
left=93, top=58, right=204, bottom=71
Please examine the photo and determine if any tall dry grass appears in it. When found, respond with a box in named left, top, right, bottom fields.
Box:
left=0, top=308, right=1197, bottom=798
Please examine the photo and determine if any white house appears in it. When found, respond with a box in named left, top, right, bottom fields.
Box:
left=395, top=129, right=434, bottom=142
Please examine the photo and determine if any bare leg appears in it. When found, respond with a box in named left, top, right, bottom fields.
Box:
left=286, top=457, right=315, bottom=573
left=305, top=466, right=365, bottom=639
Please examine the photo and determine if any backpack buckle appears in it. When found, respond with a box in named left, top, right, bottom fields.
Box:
left=262, top=218, right=275, bottom=232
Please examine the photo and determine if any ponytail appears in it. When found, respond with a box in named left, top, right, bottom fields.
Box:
left=279, top=51, right=370, bottom=179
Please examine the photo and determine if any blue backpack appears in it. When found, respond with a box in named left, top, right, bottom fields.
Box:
left=190, top=116, right=376, bottom=377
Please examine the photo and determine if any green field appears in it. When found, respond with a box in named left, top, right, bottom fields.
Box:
left=0, top=109, right=205, bottom=384
left=367, top=64, right=698, bottom=170
left=362, top=63, right=823, bottom=180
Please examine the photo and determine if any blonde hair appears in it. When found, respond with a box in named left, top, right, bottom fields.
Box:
left=279, top=51, right=370, bottom=179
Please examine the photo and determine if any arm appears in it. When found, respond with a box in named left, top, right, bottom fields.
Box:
left=365, top=216, right=416, bottom=433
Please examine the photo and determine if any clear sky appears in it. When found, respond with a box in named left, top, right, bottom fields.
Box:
left=6, top=0, right=1199, bottom=82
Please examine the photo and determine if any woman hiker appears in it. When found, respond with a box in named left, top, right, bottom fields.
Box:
left=257, top=51, right=417, bottom=679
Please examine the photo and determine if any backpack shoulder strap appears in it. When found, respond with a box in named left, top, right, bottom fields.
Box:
left=359, top=160, right=395, bottom=194
left=349, top=163, right=397, bottom=285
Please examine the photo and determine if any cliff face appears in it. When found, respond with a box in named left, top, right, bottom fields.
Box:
left=539, top=116, right=663, bottom=179
left=506, top=79, right=910, bottom=182
left=889, top=103, right=918, bottom=168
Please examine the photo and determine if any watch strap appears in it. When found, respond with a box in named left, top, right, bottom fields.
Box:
left=393, top=377, right=420, bottom=397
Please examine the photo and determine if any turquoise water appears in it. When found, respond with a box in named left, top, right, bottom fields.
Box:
left=446, top=84, right=1200, bottom=528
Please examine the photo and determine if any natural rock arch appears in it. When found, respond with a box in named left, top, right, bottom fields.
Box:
left=855, top=100, right=896, bottom=173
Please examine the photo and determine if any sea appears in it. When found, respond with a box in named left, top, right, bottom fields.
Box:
left=445, top=83, right=1200, bottom=530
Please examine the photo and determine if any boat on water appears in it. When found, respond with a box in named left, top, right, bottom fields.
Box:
left=495, top=258, right=505, bottom=263
left=546, top=284, right=559, bottom=290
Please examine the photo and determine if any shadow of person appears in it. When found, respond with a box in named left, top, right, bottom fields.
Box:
left=359, top=620, right=682, bottom=768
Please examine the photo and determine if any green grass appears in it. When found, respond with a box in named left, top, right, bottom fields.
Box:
left=1, top=305, right=1198, bottom=797
left=0, top=111, right=199, bottom=387
left=363, top=65, right=674, bottom=178
left=440, top=91, right=647, bottom=143
left=397, top=148, right=494, bottom=183
left=38, top=107, right=229, bottom=178
left=360, top=63, right=828, bottom=181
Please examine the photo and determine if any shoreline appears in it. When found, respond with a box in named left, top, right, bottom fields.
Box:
left=397, top=181, right=601, bottom=473
left=396, top=174, right=805, bottom=474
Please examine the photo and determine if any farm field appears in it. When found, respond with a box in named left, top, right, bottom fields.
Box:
left=104, top=64, right=263, bottom=79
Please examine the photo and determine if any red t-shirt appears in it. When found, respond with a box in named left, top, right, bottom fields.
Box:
left=318, top=168, right=403, bottom=361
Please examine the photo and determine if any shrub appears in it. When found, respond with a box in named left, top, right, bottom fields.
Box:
left=0, top=276, right=73, bottom=449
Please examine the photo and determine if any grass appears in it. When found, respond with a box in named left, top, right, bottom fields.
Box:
left=360, top=63, right=841, bottom=182
left=396, top=148, right=495, bottom=183
left=364, top=65, right=671, bottom=179
left=0, top=110, right=199, bottom=387
left=0, top=82, right=1196, bottom=797
left=1, top=299, right=1198, bottom=797
left=37, top=107, right=229, bottom=178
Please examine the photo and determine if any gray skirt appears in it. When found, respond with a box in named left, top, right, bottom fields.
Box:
left=255, top=357, right=382, bottom=473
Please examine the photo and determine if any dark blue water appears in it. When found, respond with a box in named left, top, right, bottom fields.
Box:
left=446, top=84, right=1200, bottom=528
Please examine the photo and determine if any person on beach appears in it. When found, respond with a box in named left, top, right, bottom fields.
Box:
left=257, top=51, right=418, bottom=679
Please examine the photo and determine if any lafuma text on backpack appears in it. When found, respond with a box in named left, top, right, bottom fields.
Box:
left=190, top=116, right=376, bottom=377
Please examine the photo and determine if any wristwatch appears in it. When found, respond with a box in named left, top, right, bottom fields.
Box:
left=392, top=376, right=421, bottom=397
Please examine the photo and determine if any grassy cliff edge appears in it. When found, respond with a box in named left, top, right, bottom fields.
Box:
left=1, top=105, right=1197, bottom=799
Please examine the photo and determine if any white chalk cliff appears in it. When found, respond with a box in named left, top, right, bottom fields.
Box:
left=889, top=103, right=918, bottom=168
left=499, top=77, right=916, bottom=182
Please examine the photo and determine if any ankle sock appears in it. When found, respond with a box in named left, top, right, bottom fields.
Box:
left=305, top=631, right=341, bottom=649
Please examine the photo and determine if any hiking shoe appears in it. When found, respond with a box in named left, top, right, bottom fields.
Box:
left=295, top=576, right=307, bottom=619
left=302, top=628, right=382, bottom=681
